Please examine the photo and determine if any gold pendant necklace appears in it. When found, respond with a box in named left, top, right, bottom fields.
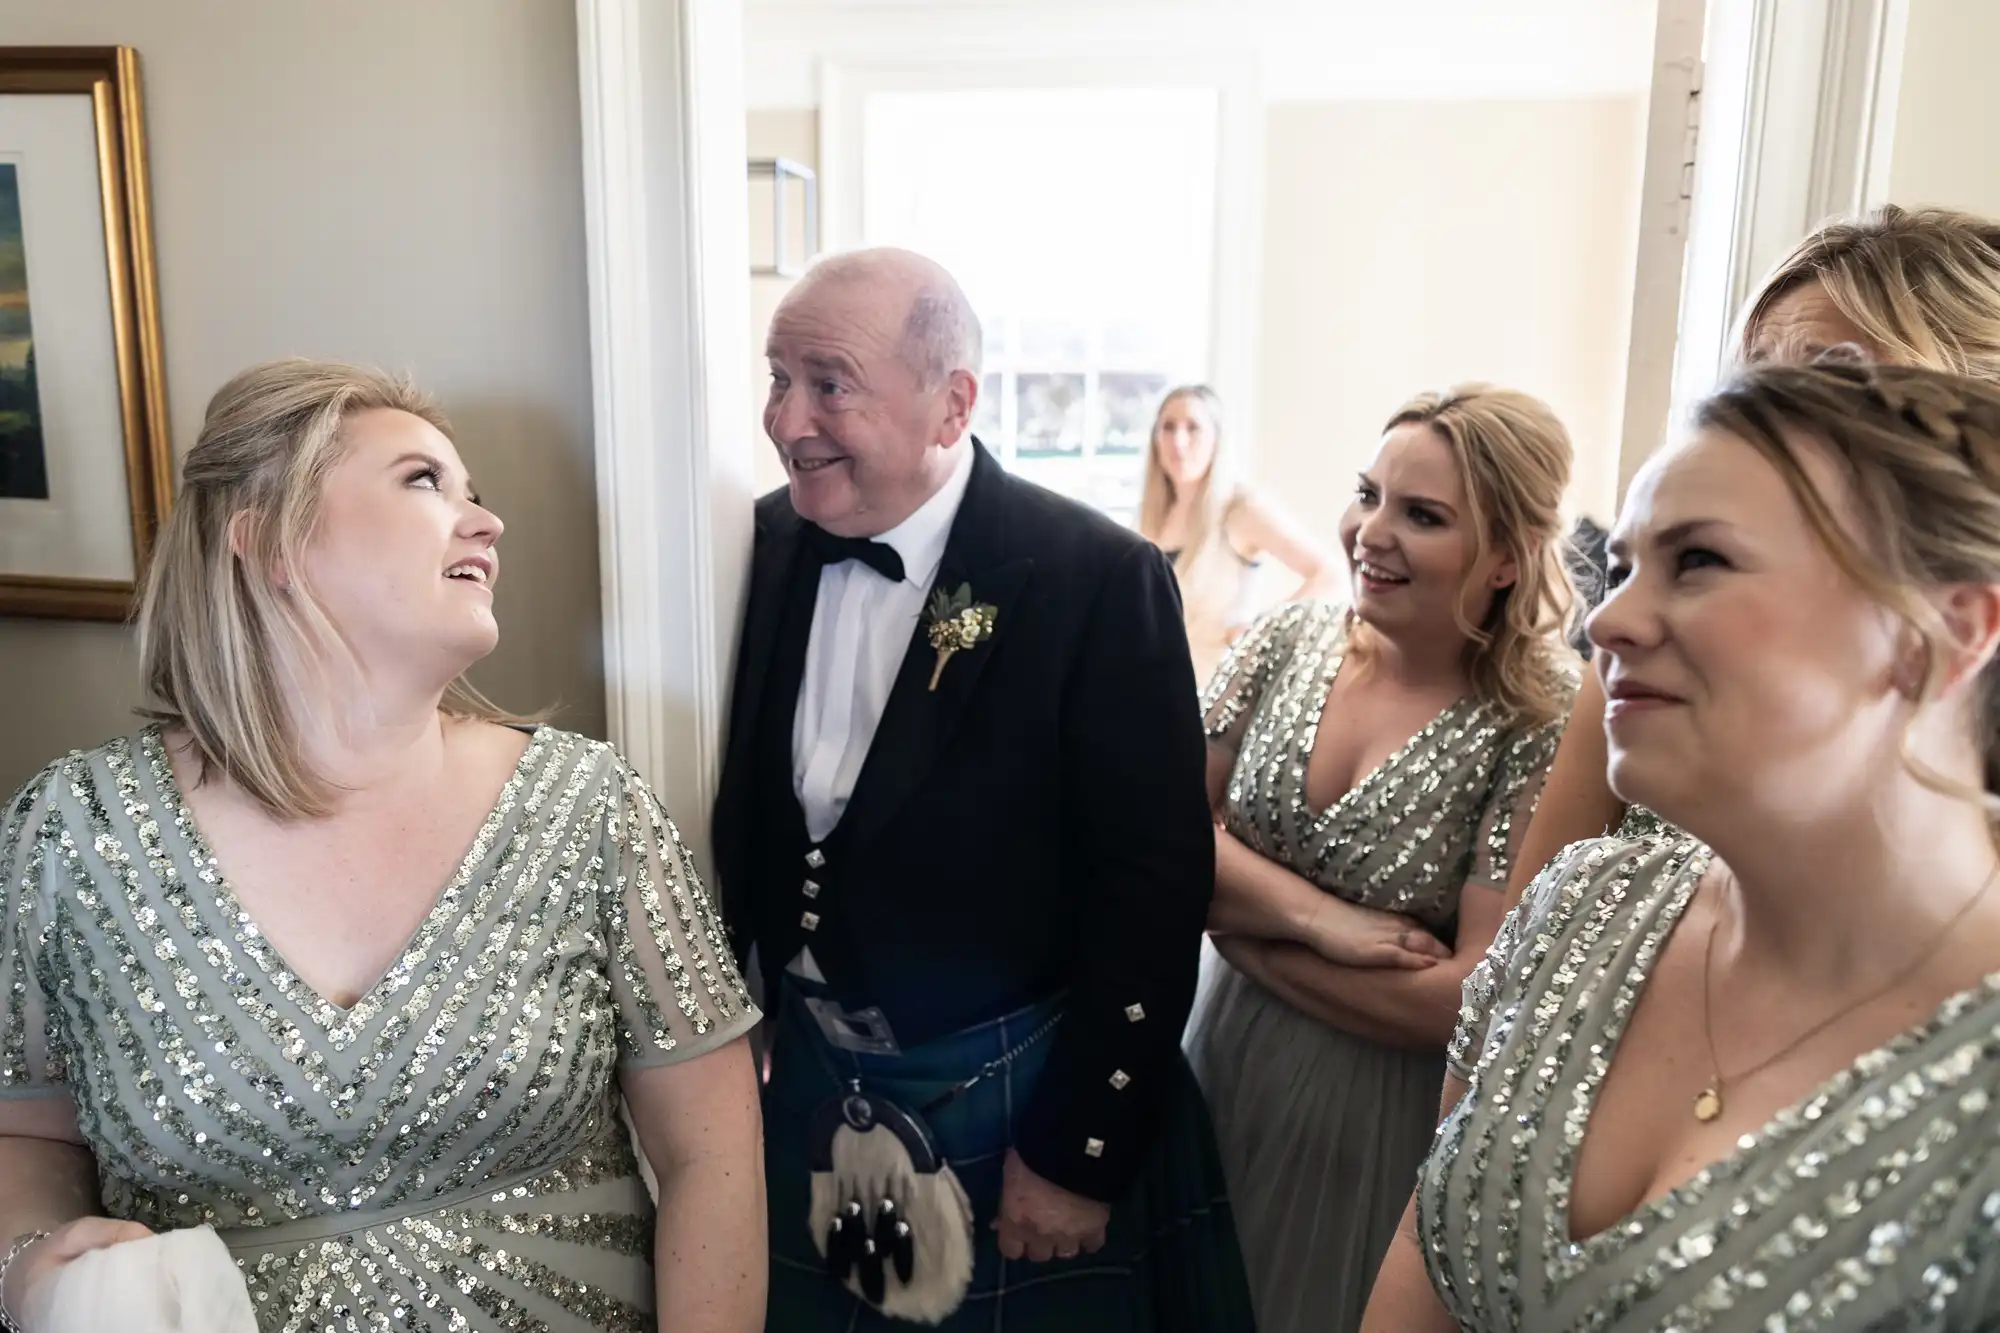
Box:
left=1696, top=860, right=1998, bottom=1124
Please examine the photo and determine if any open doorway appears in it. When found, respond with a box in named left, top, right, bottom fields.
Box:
left=742, top=0, right=1659, bottom=615
left=571, top=0, right=1910, bottom=805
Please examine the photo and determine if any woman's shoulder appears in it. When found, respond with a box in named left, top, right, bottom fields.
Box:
left=1518, top=831, right=1709, bottom=935
left=507, top=726, right=695, bottom=815
left=1493, top=646, right=1585, bottom=747
left=2, top=729, right=167, bottom=862
left=1237, top=598, right=1346, bottom=661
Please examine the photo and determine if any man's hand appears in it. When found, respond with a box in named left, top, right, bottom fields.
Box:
left=992, top=1148, right=1110, bottom=1262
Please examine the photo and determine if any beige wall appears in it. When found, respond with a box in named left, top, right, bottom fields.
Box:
left=746, top=109, right=818, bottom=498
left=1254, top=99, right=1645, bottom=548
left=1889, top=0, right=2000, bottom=215
left=0, top=0, right=601, bottom=795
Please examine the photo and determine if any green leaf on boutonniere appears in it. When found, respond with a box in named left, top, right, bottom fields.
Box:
left=923, top=582, right=997, bottom=691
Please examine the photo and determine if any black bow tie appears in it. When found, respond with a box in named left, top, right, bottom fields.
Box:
left=802, top=523, right=906, bottom=584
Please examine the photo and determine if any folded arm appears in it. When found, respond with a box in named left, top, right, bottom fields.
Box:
left=1207, top=823, right=1335, bottom=944
left=1214, top=877, right=1511, bottom=1050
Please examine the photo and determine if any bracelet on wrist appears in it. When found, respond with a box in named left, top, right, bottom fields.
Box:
left=0, top=1231, right=51, bottom=1333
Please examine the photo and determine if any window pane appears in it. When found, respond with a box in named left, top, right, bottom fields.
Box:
left=1099, top=373, right=1170, bottom=455
left=972, top=372, right=1003, bottom=444
left=1086, top=453, right=1145, bottom=524
left=1103, top=317, right=1179, bottom=367
left=860, top=86, right=1218, bottom=516
left=1016, top=373, right=1085, bottom=457
left=1020, top=319, right=1088, bottom=364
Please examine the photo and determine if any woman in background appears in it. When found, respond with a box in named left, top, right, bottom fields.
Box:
left=1187, top=384, right=1578, bottom=1333
left=1138, top=385, right=1338, bottom=681
left=1505, top=203, right=2000, bottom=903
left=0, top=360, right=765, bottom=1333
left=1365, top=358, right=2000, bottom=1331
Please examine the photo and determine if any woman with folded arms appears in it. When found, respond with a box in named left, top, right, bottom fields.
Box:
left=1189, top=384, right=1578, bottom=1333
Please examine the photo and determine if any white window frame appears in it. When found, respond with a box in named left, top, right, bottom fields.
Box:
left=819, top=55, right=1264, bottom=468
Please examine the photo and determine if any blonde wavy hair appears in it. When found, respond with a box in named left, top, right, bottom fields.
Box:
left=1136, top=385, right=1247, bottom=647
left=137, top=358, right=526, bottom=820
left=1361, top=385, right=1577, bottom=726
left=1696, top=357, right=2000, bottom=813
left=1739, top=205, right=2000, bottom=375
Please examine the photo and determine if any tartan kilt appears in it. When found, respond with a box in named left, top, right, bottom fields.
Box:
left=761, top=985, right=1257, bottom=1332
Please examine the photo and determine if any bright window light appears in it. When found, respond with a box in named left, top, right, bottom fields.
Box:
left=861, top=86, right=1220, bottom=524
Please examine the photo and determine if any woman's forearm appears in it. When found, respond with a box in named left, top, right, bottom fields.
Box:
left=0, top=1132, right=99, bottom=1321
left=1504, top=671, right=1624, bottom=911
left=1238, top=939, right=1466, bottom=1049
left=652, top=1151, right=767, bottom=1332
left=0, top=1131, right=98, bottom=1244
left=1359, top=1193, right=1457, bottom=1333
left=1209, top=831, right=1329, bottom=944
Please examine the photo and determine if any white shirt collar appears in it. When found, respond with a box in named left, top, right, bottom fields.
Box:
left=875, top=443, right=974, bottom=588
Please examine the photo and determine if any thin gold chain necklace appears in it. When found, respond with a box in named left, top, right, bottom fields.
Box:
left=1693, top=860, right=1999, bottom=1123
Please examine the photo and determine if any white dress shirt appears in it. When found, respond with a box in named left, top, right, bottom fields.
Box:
left=787, top=445, right=975, bottom=980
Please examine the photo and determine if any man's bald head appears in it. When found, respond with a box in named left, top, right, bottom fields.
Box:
left=788, top=247, right=984, bottom=391
left=763, top=247, right=984, bottom=536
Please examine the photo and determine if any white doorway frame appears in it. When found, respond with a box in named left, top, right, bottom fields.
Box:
left=575, top=0, right=1910, bottom=826
left=1619, top=0, right=1908, bottom=499
left=574, top=0, right=755, bottom=869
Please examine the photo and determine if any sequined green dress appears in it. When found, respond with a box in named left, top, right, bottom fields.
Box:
left=1184, top=602, right=1573, bottom=1333
left=1425, top=832, right=2000, bottom=1330
left=0, top=727, right=761, bottom=1333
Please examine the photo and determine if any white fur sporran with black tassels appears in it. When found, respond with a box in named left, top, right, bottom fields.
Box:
left=807, top=1088, right=976, bottom=1323
left=804, top=1010, right=1063, bottom=1323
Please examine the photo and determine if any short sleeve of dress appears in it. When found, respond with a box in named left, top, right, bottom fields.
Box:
left=1199, top=601, right=1321, bottom=747
left=601, top=757, right=761, bottom=1070
left=1447, top=839, right=1591, bottom=1082
left=1468, top=709, right=1570, bottom=892
left=1, top=761, right=65, bottom=1098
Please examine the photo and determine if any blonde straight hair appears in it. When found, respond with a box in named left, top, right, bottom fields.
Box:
left=1363, top=385, right=1578, bottom=726
left=137, top=359, right=527, bottom=820
left=1136, top=385, right=1247, bottom=646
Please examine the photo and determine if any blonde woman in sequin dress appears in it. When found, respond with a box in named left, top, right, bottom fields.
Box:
left=1185, top=385, right=1579, bottom=1333
left=1504, top=204, right=2000, bottom=911
left=1365, top=361, right=2000, bottom=1331
left=0, top=361, right=765, bottom=1333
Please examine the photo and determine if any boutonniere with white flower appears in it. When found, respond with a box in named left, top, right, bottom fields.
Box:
left=924, top=583, right=997, bottom=691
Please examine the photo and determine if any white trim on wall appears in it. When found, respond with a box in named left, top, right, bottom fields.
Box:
left=818, top=55, right=1266, bottom=459
left=576, top=0, right=755, bottom=864
left=747, top=1, right=1658, bottom=107
left=1663, top=0, right=1908, bottom=456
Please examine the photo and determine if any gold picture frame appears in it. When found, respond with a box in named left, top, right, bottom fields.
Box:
left=0, top=47, right=171, bottom=621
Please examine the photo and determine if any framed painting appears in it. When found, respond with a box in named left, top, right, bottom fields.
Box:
left=0, top=47, right=170, bottom=620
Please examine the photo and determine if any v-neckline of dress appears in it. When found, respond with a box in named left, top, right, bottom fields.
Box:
left=1542, top=842, right=2000, bottom=1278
left=1297, top=626, right=1473, bottom=825
left=142, top=724, right=549, bottom=1038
